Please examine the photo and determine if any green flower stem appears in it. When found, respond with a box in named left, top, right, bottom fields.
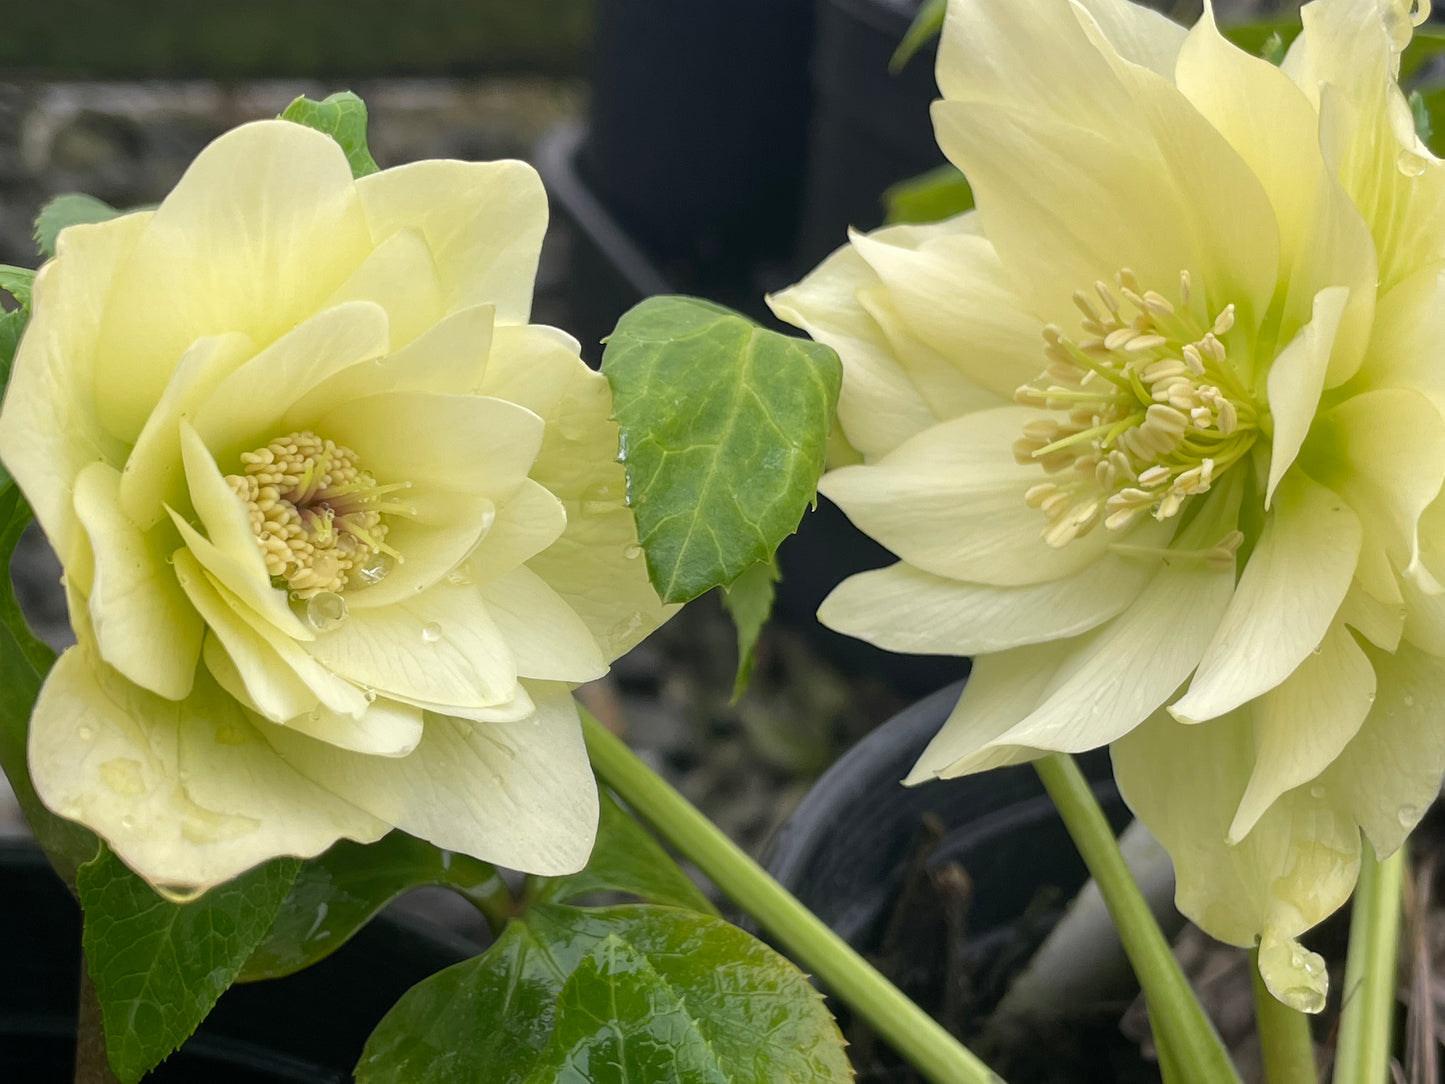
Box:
left=1032, top=753, right=1240, bottom=1084
left=1332, top=840, right=1404, bottom=1084
left=580, top=708, right=1006, bottom=1084
left=1251, top=948, right=1317, bottom=1084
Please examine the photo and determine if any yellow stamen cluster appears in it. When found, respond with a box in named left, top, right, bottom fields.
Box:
left=226, top=431, right=403, bottom=598
left=1013, top=269, right=1259, bottom=548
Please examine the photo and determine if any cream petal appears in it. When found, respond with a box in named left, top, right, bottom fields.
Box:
left=283, top=303, right=496, bottom=421
left=302, top=578, right=518, bottom=710
left=466, top=479, right=567, bottom=582
left=0, top=213, right=148, bottom=566
left=190, top=300, right=391, bottom=468
left=818, top=536, right=1164, bottom=657
left=28, top=647, right=384, bottom=893
left=474, top=323, right=582, bottom=416
left=354, top=158, right=547, bottom=324
left=1340, top=579, right=1405, bottom=652
left=1228, top=618, right=1376, bottom=843
left=316, top=391, right=543, bottom=501
left=285, top=697, right=423, bottom=758
left=264, top=681, right=598, bottom=876
left=118, top=331, right=256, bottom=530
left=94, top=121, right=371, bottom=442
left=340, top=497, right=496, bottom=611
left=767, top=241, right=940, bottom=460
left=73, top=462, right=202, bottom=700
left=1113, top=707, right=1360, bottom=952
left=818, top=407, right=1114, bottom=586
left=1176, top=12, right=1375, bottom=388
left=173, top=549, right=366, bottom=719
left=477, top=566, right=607, bottom=683
left=167, top=510, right=311, bottom=643
left=321, top=227, right=444, bottom=350
left=1264, top=287, right=1349, bottom=504
left=201, top=631, right=317, bottom=726
left=1172, top=474, right=1360, bottom=724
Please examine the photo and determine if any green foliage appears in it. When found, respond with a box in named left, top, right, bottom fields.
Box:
left=528, top=791, right=716, bottom=914
left=1220, top=19, right=1301, bottom=61
left=0, top=265, right=35, bottom=310
left=602, top=296, right=841, bottom=605
left=356, top=904, right=852, bottom=1084
left=722, top=560, right=778, bottom=700
left=890, top=0, right=946, bottom=73
left=34, top=193, right=124, bottom=259
left=280, top=91, right=380, bottom=178
left=884, top=162, right=975, bottom=225
left=239, top=831, right=505, bottom=981
left=77, top=847, right=301, bottom=1083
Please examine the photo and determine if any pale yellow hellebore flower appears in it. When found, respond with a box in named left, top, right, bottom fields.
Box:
left=773, top=0, right=1445, bottom=1009
left=0, top=120, right=670, bottom=897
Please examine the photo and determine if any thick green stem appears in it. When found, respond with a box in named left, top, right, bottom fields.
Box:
left=581, top=709, right=1006, bottom=1084
left=1332, top=841, right=1404, bottom=1084
left=1032, top=753, right=1240, bottom=1084
left=1252, top=949, right=1317, bottom=1084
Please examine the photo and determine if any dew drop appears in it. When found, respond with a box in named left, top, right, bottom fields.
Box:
left=421, top=622, right=442, bottom=643
left=77, top=726, right=95, bottom=742
left=305, top=591, right=349, bottom=632
left=356, top=552, right=395, bottom=587
left=624, top=544, right=643, bottom=560
left=363, top=688, right=378, bottom=704
left=446, top=567, right=473, bottom=586
left=1398, top=149, right=1428, bottom=177
left=1404, top=694, right=1417, bottom=708
left=1309, top=784, right=1325, bottom=799
left=1399, top=804, right=1423, bottom=827
left=580, top=481, right=619, bottom=516
left=1310, top=643, right=1322, bottom=655
left=163, top=553, right=175, bottom=566
left=120, top=815, right=135, bottom=830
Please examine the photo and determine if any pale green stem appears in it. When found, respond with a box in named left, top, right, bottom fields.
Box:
left=580, top=708, right=1007, bottom=1084
left=1332, top=841, right=1404, bottom=1084
left=1252, top=948, right=1317, bottom=1084
left=1032, top=753, right=1241, bottom=1084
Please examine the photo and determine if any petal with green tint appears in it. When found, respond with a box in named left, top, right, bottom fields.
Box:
left=28, top=647, right=383, bottom=893
left=819, top=406, right=1115, bottom=586
left=0, top=213, right=148, bottom=566
left=322, top=227, right=444, bottom=350
left=1228, top=617, right=1376, bottom=842
left=465, top=479, right=567, bottom=582
left=1172, top=473, right=1360, bottom=724
left=73, top=462, right=202, bottom=700
left=1263, top=286, right=1349, bottom=503
left=337, top=495, right=497, bottom=611
left=355, top=158, right=546, bottom=323
left=94, top=121, right=371, bottom=443
left=264, top=682, right=598, bottom=876
left=478, top=566, right=606, bottom=682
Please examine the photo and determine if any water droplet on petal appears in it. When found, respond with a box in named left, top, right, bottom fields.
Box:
left=356, top=552, right=395, bottom=587
left=421, top=622, right=442, bottom=643
left=77, top=726, right=95, bottom=742
left=363, top=688, right=378, bottom=704
left=1398, top=149, right=1428, bottom=177
left=1404, top=694, right=1416, bottom=708
left=1309, top=784, right=1325, bottom=799
left=120, top=815, right=135, bottom=830
left=580, top=481, right=620, bottom=516
left=305, top=591, right=349, bottom=632
left=446, top=567, right=473, bottom=586
left=624, top=544, right=643, bottom=560
left=1399, top=804, right=1423, bottom=827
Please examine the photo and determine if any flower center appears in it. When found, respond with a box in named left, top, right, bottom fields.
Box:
left=1013, top=269, right=1260, bottom=548
left=225, top=431, right=407, bottom=598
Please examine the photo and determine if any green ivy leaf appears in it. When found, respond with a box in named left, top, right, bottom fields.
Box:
left=0, top=486, right=96, bottom=881
left=0, top=264, right=35, bottom=310
left=721, top=560, right=778, bottom=701
left=34, top=193, right=124, bottom=259
left=527, top=791, right=716, bottom=914
left=281, top=91, right=381, bottom=178
left=356, top=904, right=851, bottom=1084
left=889, top=0, right=945, bottom=74
left=239, top=830, right=505, bottom=982
left=78, top=846, right=301, bottom=1083
left=602, top=296, right=841, bottom=604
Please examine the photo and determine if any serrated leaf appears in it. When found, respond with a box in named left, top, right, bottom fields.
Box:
left=890, top=0, right=945, bottom=74
left=0, top=264, right=34, bottom=310
left=603, top=296, right=841, bottom=605
left=78, top=846, right=301, bottom=1083
left=281, top=91, right=380, bottom=178
left=239, top=830, right=505, bottom=982
left=357, top=904, right=851, bottom=1084
left=722, top=560, right=778, bottom=701
left=34, top=193, right=124, bottom=259
left=527, top=791, right=716, bottom=914
left=0, top=485, right=95, bottom=881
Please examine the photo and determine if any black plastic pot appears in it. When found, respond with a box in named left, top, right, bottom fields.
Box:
left=0, top=840, right=478, bottom=1081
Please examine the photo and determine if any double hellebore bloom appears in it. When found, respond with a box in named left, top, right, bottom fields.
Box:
left=0, top=121, right=668, bottom=896
left=774, top=0, right=1445, bottom=1007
